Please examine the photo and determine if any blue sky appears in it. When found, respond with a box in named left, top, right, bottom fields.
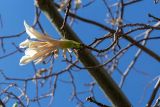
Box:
left=0, top=0, right=160, bottom=107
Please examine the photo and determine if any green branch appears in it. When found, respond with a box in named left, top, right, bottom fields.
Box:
left=35, top=0, right=132, bottom=107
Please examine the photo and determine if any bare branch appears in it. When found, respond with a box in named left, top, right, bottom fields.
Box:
left=35, top=0, right=132, bottom=106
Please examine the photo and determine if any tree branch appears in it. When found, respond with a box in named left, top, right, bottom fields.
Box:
left=62, top=9, right=160, bottom=62
left=35, top=0, right=132, bottom=107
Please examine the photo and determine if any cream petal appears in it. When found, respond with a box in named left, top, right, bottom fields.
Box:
left=19, top=56, right=32, bottom=65
left=34, top=57, right=44, bottom=64
left=20, top=49, right=50, bottom=65
left=34, top=52, right=50, bottom=64
left=25, top=48, right=38, bottom=57
left=30, top=48, right=52, bottom=61
left=29, top=41, right=47, bottom=48
left=24, top=21, right=43, bottom=40
left=24, top=21, right=56, bottom=42
left=19, top=39, right=30, bottom=48
left=19, top=39, right=48, bottom=49
left=30, top=44, right=50, bottom=52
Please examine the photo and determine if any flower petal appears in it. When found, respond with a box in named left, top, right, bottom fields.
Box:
left=19, top=21, right=81, bottom=66
left=24, top=21, right=54, bottom=41
left=29, top=41, right=48, bottom=48
left=19, top=56, right=32, bottom=65
left=25, top=48, right=38, bottom=57
left=20, top=48, right=53, bottom=65
left=34, top=52, right=50, bottom=64
left=19, top=39, right=30, bottom=48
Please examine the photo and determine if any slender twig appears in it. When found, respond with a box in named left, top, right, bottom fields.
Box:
left=86, top=96, right=111, bottom=107
left=148, top=13, right=160, bottom=21
left=0, top=50, right=19, bottom=59
left=146, top=77, right=160, bottom=107
left=119, top=22, right=160, bottom=88
left=61, top=0, right=72, bottom=30
left=61, top=9, right=160, bottom=62
left=102, top=0, right=114, bottom=19
left=153, top=97, right=160, bottom=107
left=124, top=0, right=143, bottom=6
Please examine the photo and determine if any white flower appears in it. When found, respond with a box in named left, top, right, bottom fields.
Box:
left=19, top=21, right=80, bottom=65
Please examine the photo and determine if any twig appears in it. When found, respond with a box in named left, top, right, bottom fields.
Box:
left=153, top=97, right=160, bottom=107
left=86, top=96, right=111, bottom=107
left=61, top=0, right=72, bottom=30
left=146, top=77, right=160, bottom=107
left=148, top=13, right=160, bottom=21
left=119, top=22, right=160, bottom=88
left=62, top=8, right=160, bottom=62
left=124, top=0, right=143, bottom=6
